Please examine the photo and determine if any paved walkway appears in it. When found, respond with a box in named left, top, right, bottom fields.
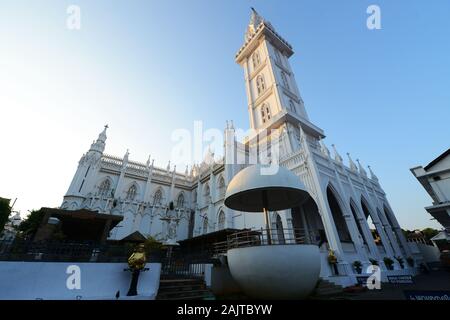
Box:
left=325, top=270, right=450, bottom=300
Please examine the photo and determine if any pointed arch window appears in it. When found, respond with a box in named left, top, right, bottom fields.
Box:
left=176, top=193, right=185, bottom=208
left=126, top=184, right=137, bottom=201
left=256, top=75, right=266, bottom=96
left=203, top=217, right=208, bottom=234
left=281, top=71, right=290, bottom=90
left=98, top=179, right=111, bottom=197
left=204, top=184, right=211, bottom=204
left=218, top=176, right=226, bottom=197
left=218, top=211, right=226, bottom=230
left=252, top=51, right=261, bottom=69
left=153, top=189, right=162, bottom=205
left=192, top=190, right=197, bottom=203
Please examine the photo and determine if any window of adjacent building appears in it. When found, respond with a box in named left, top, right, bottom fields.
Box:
left=275, top=50, right=282, bottom=64
left=98, top=179, right=111, bottom=197
left=126, top=184, right=137, bottom=201
left=256, top=74, right=266, bottom=96
left=218, top=211, right=225, bottom=230
left=252, top=51, right=261, bottom=69
left=281, top=71, right=289, bottom=89
left=289, top=99, right=297, bottom=113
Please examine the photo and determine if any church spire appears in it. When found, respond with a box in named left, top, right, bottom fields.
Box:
left=89, top=125, right=108, bottom=154
left=347, top=153, right=358, bottom=172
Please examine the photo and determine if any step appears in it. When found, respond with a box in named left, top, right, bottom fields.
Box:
left=315, top=288, right=344, bottom=296
left=158, top=294, right=213, bottom=301
left=158, top=289, right=211, bottom=298
left=158, top=284, right=206, bottom=291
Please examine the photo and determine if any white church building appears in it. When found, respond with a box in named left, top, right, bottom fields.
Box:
left=61, top=9, right=414, bottom=285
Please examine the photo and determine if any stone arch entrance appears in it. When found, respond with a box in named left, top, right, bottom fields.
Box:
left=274, top=213, right=285, bottom=244
left=291, top=196, right=328, bottom=247
left=349, top=200, right=368, bottom=246
left=326, top=186, right=352, bottom=243
left=383, top=206, right=405, bottom=255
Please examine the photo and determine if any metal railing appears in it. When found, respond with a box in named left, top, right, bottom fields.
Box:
left=0, top=240, right=162, bottom=263
left=213, top=228, right=318, bottom=256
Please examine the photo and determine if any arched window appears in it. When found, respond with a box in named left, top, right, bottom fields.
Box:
left=192, top=190, right=197, bottom=203
left=289, top=100, right=296, bottom=113
left=275, top=213, right=285, bottom=244
left=218, top=176, right=226, bottom=197
left=261, top=103, right=271, bottom=124
left=218, top=211, right=226, bottom=230
left=126, top=184, right=137, bottom=201
left=203, top=217, right=208, bottom=234
left=256, top=75, right=266, bottom=96
left=153, top=189, right=162, bottom=205
left=281, top=72, right=289, bottom=89
left=176, top=193, right=185, bottom=208
left=98, top=179, right=111, bottom=197
left=252, top=51, right=261, bottom=69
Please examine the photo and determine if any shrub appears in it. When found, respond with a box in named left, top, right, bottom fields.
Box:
left=395, top=256, right=404, bottom=269
left=406, top=257, right=415, bottom=267
left=384, top=257, right=394, bottom=270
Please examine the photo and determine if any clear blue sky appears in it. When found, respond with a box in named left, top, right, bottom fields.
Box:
left=0, top=0, right=449, bottom=230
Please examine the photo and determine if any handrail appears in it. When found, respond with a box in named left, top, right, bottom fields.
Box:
left=213, top=228, right=318, bottom=256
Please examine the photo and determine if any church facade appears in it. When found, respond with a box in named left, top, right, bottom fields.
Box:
left=61, top=9, right=414, bottom=285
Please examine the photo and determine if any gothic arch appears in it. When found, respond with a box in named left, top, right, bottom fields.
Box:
left=325, top=183, right=352, bottom=243
left=217, top=175, right=226, bottom=197
left=176, top=192, right=185, bottom=208
left=203, top=216, right=209, bottom=234
left=203, top=183, right=211, bottom=204
left=361, top=196, right=383, bottom=245
left=349, top=198, right=368, bottom=245
left=383, top=205, right=406, bottom=254
left=274, top=212, right=285, bottom=244
left=124, top=181, right=139, bottom=201
left=97, top=176, right=113, bottom=197
left=217, top=209, right=226, bottom=230
left=153, top=187, right=165, bottom=206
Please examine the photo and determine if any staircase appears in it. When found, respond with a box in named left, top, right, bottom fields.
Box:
left=156, top=278, right=214, bottom=300
left=313, top=279, right=344, bottom=297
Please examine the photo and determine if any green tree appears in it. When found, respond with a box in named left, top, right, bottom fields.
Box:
left=0, top=198, right=12, bottom=234
left=421, top=228, right=439, bottom=241
left=17, top=209, right=45, bottom=238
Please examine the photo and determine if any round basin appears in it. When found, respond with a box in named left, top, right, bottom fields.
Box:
left=227, top=244, right=321, bottom=299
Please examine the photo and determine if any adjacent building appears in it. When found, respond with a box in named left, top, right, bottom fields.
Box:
left=411, top=148, right=450, bottom=231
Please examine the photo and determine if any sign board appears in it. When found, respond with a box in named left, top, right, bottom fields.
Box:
left=387, top=275, right=414, bottom=284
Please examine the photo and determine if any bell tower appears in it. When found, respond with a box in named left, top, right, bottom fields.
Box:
left=236, top=8, right=324, bottom=156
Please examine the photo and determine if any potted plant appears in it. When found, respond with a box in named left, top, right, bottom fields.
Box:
left=406, top=257, right=415, bottom=267
left=353, top=260, right=363, bottom=274
left=384, top=257, right=394, bottom=270
left=328, top=250, right=339, bottom=275
left=395, top=256, right=404, bottom=269
left=369, top=258, right=378, bottom=266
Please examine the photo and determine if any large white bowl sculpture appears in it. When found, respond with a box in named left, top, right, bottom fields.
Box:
left=224, top=164, right=322, bottom=299
left=227, top=244, right=321, bottom=299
